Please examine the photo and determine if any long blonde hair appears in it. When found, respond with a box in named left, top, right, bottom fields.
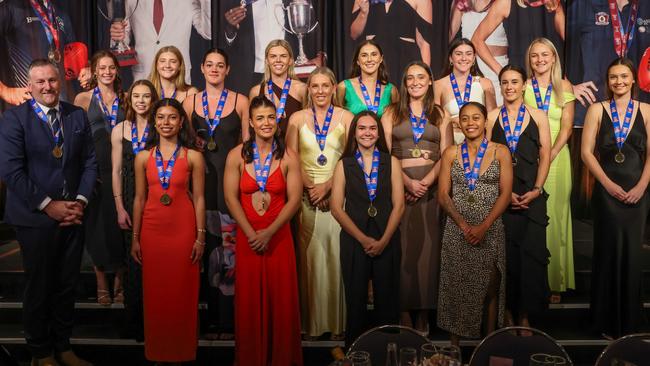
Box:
left=148, top=46, right=191, bottom=95
left=304, top=67, right=340, bottom=109
left=261, top=40, right=297, bottom=84
left=525, top=37, right=564, bottom=105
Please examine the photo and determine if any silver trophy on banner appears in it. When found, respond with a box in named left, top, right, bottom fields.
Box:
left=100, top=0, right=138, bottom=66
left=275, top=0, right=318, bottom=65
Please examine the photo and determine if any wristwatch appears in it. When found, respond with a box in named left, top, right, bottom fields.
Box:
left=533, top=186, right=544, bottom=195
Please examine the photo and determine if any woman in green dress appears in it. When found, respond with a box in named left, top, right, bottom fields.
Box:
left=524, top=37, right=575, bottom=303
left=337, top=40, right=398, bottom=117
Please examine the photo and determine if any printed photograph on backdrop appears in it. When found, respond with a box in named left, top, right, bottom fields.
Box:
left=217, top=0, right=325, bottom=95
left=566, top=0, right=650, bottom=127
left=101, top=0, right=212, bottom=89
left=346, top=0, right=434, bottom=85
left=0, top=0, right=92, bottom=112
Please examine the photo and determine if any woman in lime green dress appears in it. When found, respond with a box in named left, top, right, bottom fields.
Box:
left=524, top=38, right=575, bottom=302
left=337, top=40, right=398, bottom=117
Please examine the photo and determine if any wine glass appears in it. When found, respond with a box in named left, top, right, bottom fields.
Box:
left=438, top=345, right=461, bottom=366
left=349, top=351, right=371, bottom=366
left=529, top=353, right=555, bottom=365
left=399, top=347, right=417, bottom=366
left=420, top=343, right=437, bottom=366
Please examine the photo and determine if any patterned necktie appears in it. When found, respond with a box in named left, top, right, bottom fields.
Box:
left=47, top=108, right=63, bottom=145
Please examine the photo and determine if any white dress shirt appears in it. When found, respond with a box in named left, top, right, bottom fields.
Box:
left=252, top=0, right=286, bottom=73
left=124, top=0, right=212, bottom=83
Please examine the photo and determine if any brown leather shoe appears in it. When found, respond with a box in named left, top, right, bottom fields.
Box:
left=57, top=351, right=93, bottom=366
left=31, top=356, right=60, bottom=366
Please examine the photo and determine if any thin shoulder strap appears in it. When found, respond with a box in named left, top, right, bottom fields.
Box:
left=493, top=143, right=497, bottom=159
left=192, top=93, right=197, bottom=113
left=234, top=91, right=239, bottom=106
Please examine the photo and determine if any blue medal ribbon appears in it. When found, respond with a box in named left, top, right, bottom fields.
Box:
left=161, top=87, right=177, bottom=100
left=500, top=104, right=527, bottom=156
left=610, top=98, right=634, bottom=151
left=202, top=89, right=229, bottom=138
left=267, top=78, right=292, bottom=123
left=450, top=73, right=473, bottom=109
left=313, top=105, right=334, bottom=153
left=131, top=122, right=149, bottom=155
left=531, top=77, right=553, bottom=113
left=29, top=0, right=59, bottom=50
left=461, top=137, right=488, bottom=193
left=252, top=140, right=276, bottom=192
left=409, top=108, right=427, bottom=146
left=355, top=147, right=380, bottom=203
left=29, top=98, right=61, bottom=146
left=93, top=87, right=120, bottom=129
left=358, top=77, right=381, bottom=113
left=155, top=144, right=181, bottom=191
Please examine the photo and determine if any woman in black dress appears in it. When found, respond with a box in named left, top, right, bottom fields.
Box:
left=110, top=80, right=159, bottom=340
left=331, top=111, right=405, bottom=346
left=73, top=50, right=126, bottom=306
left=182, top=48, right=249, bottom=338
left=486, top=64, right=551, bottom=331
left=581, top=58, right=650, bottom=338
left=248, top=39, right=307, bottom=141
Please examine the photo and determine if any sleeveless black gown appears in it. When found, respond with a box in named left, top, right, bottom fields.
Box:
left=591, top=104, right=648, bottom=337
left=491, top=114, right=550, bottom=318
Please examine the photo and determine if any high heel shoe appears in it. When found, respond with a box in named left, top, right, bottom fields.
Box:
left=96, top=289, right=112, bottom=306
left=113, top=287, right=124, bottom=304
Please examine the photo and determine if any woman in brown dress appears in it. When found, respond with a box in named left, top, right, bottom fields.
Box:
left=381, top=61, right=452, bottom=335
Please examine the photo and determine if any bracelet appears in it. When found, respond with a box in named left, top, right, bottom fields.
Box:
left=194, top=240, right=206, bottom=246
left=133, top=232, right=139, bottom=238
left=197, top=228, right=206, bottom=233
left=114, top=194, right=122, bottom=198
left=533, top=186, right=544, bottom=194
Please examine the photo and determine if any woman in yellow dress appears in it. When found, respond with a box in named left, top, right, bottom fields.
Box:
left=524, top=38, right=575, bottom=303
left=286, top=67, right=354, bottom=340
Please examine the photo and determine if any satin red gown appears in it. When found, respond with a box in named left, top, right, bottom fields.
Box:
left=235, top=166, right=303, bottom=366
left=141, top=149, right=199, bottom=361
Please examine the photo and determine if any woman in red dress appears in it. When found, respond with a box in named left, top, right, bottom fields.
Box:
left=131, top=98, right=206, bottom=362
left=224, top=96, right=304, bottom=366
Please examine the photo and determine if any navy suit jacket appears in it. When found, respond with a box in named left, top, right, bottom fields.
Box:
left=0, top=100, right=97, bottom=228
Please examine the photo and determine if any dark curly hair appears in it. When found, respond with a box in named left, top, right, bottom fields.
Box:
left=145, top=98, right=197, bottom=150
left=241, top=96, right=286, bottom=163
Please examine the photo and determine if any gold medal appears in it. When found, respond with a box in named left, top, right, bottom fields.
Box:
left=467, top=194, right=476, bottom=203
left=48, top=48, right=61, bottom=64
left=207, top=138, right=217, bottom=151
left=52, top=145, right=63, bottom=159
left=367, top=204, right=378, bottom=217
left=512, top=155, right=518, bottom=166
left=160, top=193, right=172, bottom=206
left=615, top=151, right=625, bottom=164
left=411, top=147, right=422, bottom=158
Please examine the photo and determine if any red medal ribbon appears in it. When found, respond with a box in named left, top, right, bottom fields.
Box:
left=608, top=0, right=639, bottom=58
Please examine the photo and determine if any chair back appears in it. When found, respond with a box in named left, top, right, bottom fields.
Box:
left=595, top=333, right=650, bottom=366
left=346, top=325, right=429, bottom=365
left=469, top=326, right=572, bottom=365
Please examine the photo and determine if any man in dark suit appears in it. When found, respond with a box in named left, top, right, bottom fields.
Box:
left=0, top=59, right=96, bottom=366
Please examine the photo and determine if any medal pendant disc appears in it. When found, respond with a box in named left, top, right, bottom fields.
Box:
left=467, top=194, right=476, bottom=203
left=411, top=147, right=422, bottom=158
left=367, top=204, right=378, bottom=217
left=48, top=49, right=61, bottom=64
left=160, top=193, right=172, bottom=206
left=52, top=146, right=63, bottom=159
left=512, top=155, right=518, bottom=166
left=317, top=154, right=328, bottom=166
left=207, top=139, right=217, bottom=151
left=615, top=151, right=625, bottom=164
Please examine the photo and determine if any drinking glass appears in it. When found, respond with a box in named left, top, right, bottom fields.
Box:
left=420, top=343, right=438, bottom=366
left=399, top=347, right=417, bottom=366
left=438, top=345, right=462, bottom=366
left=349, top=351, right=371, bottom=366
